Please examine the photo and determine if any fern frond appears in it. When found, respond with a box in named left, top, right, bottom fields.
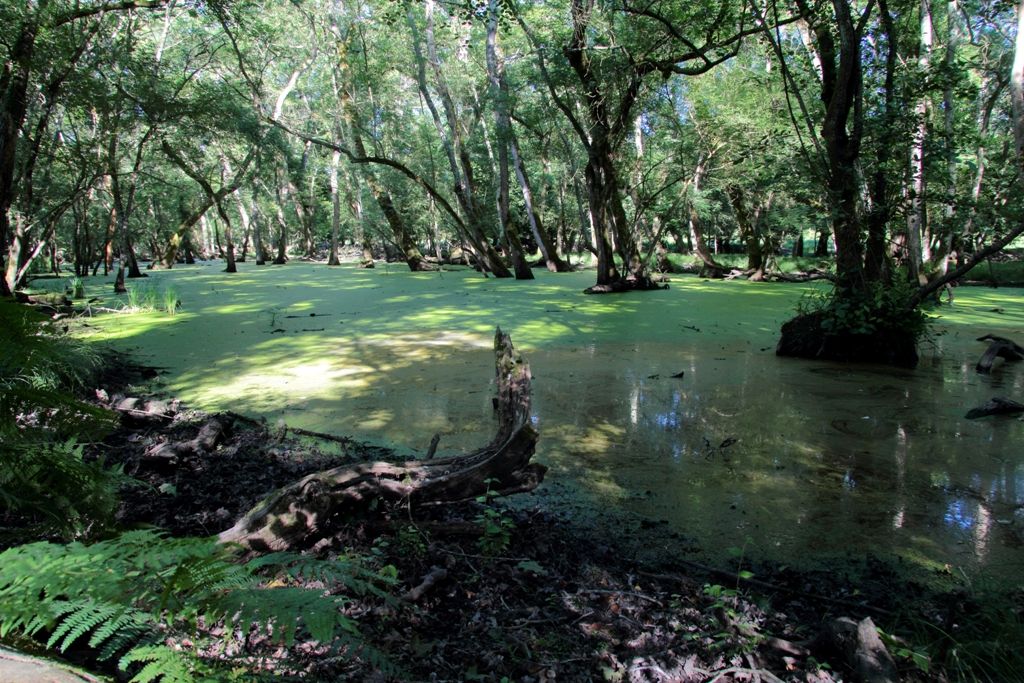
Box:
left=248, top=552, right=395, bottom=599
left=92, top=610, right=152, bottom=661
left=120, top=645, right=196, bottom=683
left=332, top=631, right=400, bottom=678
left=206, top=586, right=353, bottom=647
left=46, top=599, right=123, bottom=652
left=1, top=435, right=123, bottom=540
left=0, top=523, right=391, bottom=678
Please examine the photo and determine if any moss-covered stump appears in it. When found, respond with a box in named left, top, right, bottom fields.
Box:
left=776, top=311, right=919, bottom=368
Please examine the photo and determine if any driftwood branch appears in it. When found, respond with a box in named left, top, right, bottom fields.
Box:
left=218, top=328, right=545, bottom=552
left=965, top=397, right=1024, bottom=419
left=975, top=334, right=1024, bottom=374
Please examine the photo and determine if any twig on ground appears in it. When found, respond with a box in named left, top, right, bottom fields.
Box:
left=708, top=666, right=786, bottom=683
left=286, top=426, right=354, bottom=445
left=582, top=588, right=664, bottom=607
left=403, top=566, right=448, bottom=602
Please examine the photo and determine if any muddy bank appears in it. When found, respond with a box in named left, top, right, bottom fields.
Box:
left=73, top=358, right=963, bottom=682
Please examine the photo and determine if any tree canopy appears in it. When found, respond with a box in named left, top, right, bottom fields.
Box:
left=0, top=0, right=1021, bottom=315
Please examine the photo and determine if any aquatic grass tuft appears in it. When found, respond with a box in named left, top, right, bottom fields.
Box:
left=66, top=277, right=85, bottom=300
left=162, top=286, right=180, bottom=315
left=126, top=283, right=180, bottom=316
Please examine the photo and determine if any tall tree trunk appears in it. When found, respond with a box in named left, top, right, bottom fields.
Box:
left=905, top=0, right=934, bottom=284
left=727, top=185, right=765, bottom=279
left=865, top=0, right=898, bottom=282
left=686, top=155, right=722, bottom=273
left=297, top=141, right=316, bottom=260
left=328, top=150, right=341, bottom=266
left=484, top=0, right=567, bottom=273
left=472, top=82, right=531, bottom=278
left=233, top=188, right=251, bottom=263
left=962, top=75, right=999, bottom=240
left=510, top=141, right=569, bottom=271
left=812, top=0, right=869, bottom=292
left=1011, top=0, right=1024, bottom=168
left=564, top=0, right=654, bottom=292
left=273, top=174, right=289, bottom=265
left=0, top=17, right=38, bottom=296
left=334, top=43, right=428, bottom=272
left=345, top=173, right=375, bottom=268
left=252, top=186, right=266, bottom=265
left=933, top=0, right=963, bottom=276
left=408, top=0, right=511, bottom=277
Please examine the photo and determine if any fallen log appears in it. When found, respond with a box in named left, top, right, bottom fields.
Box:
left=143, top=417, right=229, bottom=464
left=965, top=397, right=1024, bottom=419
left=109, top=395, right=179, bottom=425
left=13, top=291, right=74, bottom=314
left=975, top=334, right=1024, bottom=374
left=218, top=328, right=545, bottom=552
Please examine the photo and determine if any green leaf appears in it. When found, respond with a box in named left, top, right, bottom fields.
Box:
left=515, top=560, right=547, bottom=576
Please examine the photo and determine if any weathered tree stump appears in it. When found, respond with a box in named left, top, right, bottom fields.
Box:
left=975, top=334, right=1024, bottom=374
left=143, top=417, right=229, bottom=464
left=814, top=616, right=898, bottom=683
left=218, top=328, right=545, bottom=552
left=776, top=311, right=919, bottom=368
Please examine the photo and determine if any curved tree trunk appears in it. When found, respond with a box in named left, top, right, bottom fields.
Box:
left=218, top=328, right=545, bottom=552
left=334, top=41, right=428, bottom=272
left=408, top=2, right=511, bottom=277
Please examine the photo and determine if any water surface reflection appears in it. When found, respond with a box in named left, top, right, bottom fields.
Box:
left=520, top=333, right=1024, bottom=579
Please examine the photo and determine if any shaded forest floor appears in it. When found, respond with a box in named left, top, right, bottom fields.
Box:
left=77, top=354, right=995, bottom=683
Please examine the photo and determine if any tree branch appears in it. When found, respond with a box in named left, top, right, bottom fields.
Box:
left=909, top=222, right=1024, bottom=309
left=54, top=0, right=169, bottom=28
left=267, top=117, right=469, bottom=237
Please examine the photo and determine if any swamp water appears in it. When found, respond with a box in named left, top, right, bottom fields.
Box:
left=78, top=262, right=1024, bottom=582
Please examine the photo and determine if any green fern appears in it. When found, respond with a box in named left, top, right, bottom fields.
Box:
left=1, top=300, right=120, bottom=542
left=250, top=551, right=397, bottom=598
left=1, top=436, right=124, bottom=540
left=119, top=645, right=201, bottom=683
left=0, top=530, right=392, bottom=680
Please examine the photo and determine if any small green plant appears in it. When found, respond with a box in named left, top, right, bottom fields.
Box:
left=66, top=277, right=85, bottom=300
left=126, top=283, right=154, bottom=311
left=702, top=582, right=738, bottom=602
left=126, top=284, right=180, bottom=316
left=162, top=286, right=179, bottom=315
left=474, top=479, right=513, bottom=557
left=878, top=628, right=931, bottom=674
left=796, top=279, right=929, bottom=340
left=395, top=524, right=428, bottom=558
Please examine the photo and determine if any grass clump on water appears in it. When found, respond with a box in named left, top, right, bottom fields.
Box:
left=126, top=283, right=180, bottom=315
